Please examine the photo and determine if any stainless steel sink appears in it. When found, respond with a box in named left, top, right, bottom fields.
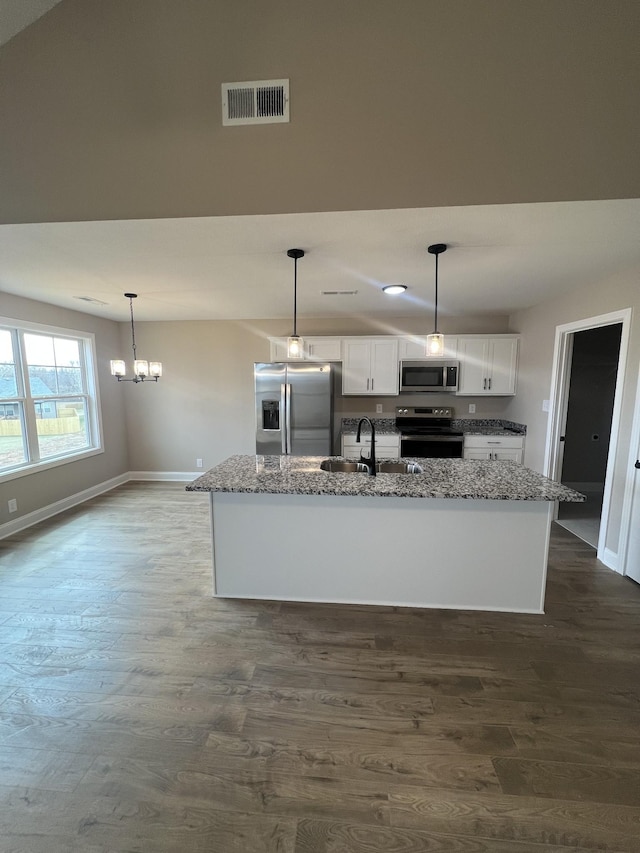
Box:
left=320, top=460, right=369, bottom=473
left=376, top=461, right=424, bottom=474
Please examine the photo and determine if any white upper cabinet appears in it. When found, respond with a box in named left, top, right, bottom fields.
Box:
left=456, top=336, right=519, bottom=395
left=268, top=337, right=342, bottom=362
left=305, top=337, right=342, bottom=361
left=398, top=336, right=458, bottom=360
left=342, top=338, right=399, bottom=395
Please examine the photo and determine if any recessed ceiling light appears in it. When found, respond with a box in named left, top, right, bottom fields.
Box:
left=382, top=284, right=407, bottom=295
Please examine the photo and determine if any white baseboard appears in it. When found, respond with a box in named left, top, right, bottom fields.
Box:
left=0, top=472, right=130, bottom=540
left=128, top=471, right=199, bottom=482
left=601, top=546, right=620, bottom=573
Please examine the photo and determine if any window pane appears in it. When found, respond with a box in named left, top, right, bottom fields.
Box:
left=24, top=333, right=55, bottom=366
left=57, top=367, right=83, bottom=394
left=0, top=330, right=19, bottom=397
left=25, top=334, right=85, bottom=396
left=0, top=403, right=27, bottom=470
left=0, top=330, right=15, bottom=363
left=54, top=337, right=80, bottom=367
left=28, top=366, right=59, bottom=396
left=35, top=397, right=89, bottom=460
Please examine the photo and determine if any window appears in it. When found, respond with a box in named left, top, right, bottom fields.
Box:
left=0, top=321, right=102, bottom=477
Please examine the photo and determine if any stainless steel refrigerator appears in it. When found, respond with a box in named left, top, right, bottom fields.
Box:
left=255, top=362, right=334, bottom=456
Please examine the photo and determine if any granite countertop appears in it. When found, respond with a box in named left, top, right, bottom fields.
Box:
left=187, top=455, right=583, bottom=502
left=341, top=417, right=398, bottom=435
left=340, top=417, right=526, bottom=437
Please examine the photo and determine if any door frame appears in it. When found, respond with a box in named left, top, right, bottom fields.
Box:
left=543, top=308, right=632, bottom=570
left=619, top=359, right=640, bottom=578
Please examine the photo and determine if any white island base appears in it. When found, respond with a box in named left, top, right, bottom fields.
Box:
left=209, top=492, right=553, bottom=614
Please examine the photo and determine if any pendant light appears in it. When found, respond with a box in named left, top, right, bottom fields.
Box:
left=286, top=248, right=305, bottom=358
left=110, top=293, right=162, bottom=383
left=426, top=243, right=447, bottom=356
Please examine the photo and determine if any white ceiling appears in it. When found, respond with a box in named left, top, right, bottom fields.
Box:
left=0, top=0, right=62, bottom=46
left=1, top=199, right=639, bottom=323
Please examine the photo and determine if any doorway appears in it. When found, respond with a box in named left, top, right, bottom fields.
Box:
left=556, top=325, right=622, bottom=547
left=544, top=309, right=631, bottom=569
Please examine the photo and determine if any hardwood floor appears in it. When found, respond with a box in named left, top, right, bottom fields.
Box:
left=1, top=481, right=639, bottom=852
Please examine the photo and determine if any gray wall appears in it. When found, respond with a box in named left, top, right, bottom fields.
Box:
left=1, top=0, right=638, bottom=224
left=0, top=292, right=129, bottom=525
left=506, top=264, right=640, bottom=556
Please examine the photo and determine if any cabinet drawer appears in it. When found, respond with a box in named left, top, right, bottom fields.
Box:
left=464, top=435, right=523, bottom=449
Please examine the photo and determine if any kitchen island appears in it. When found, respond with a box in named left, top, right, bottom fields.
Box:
left=187, top=455, right=583, bottom=614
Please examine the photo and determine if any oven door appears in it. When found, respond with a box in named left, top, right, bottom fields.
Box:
left=400, top=434, right=464, bottom=458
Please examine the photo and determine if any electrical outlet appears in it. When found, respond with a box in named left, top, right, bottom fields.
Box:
left=196, top=458, right=203, bottom=468
left=8, top=499, right=17, bottom=513
left=375, top=404, right=383, bottom=414
left=468, top=404, right=476, bottom=414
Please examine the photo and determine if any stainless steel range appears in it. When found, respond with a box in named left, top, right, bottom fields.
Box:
left=395, top=406, right=464, bottom=458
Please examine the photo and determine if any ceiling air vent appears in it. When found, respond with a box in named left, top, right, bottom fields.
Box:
left=222, top=79, right=289, bottom=126
left=321, top=290, right=359, bottom=296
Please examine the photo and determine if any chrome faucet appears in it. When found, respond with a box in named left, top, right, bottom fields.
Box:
left=356, top=417, right=376, bottom=476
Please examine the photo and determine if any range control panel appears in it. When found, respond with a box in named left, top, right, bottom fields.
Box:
left=396, top=406, right=454, bottom=418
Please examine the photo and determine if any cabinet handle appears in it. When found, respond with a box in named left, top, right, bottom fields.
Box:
left=483, top=378, right=487, bottom=390
left=487, top=441, right=501, bottom=445
left=371, top=377, right=374, bottom=391
left=488, top=377, right=492, bottom=390
left=366, top=378, right=370, bottom=390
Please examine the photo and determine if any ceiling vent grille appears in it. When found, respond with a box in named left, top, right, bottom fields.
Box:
left=321, top=290, right=359, bottom=296
left=222, top=79, right=289, bottom=125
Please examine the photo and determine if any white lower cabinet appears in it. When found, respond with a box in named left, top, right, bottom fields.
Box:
left=463, top=435, right=524, bottom=463
left=342, top=434, right=400, bottom=460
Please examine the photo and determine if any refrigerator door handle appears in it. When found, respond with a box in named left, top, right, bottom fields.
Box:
left=280, top=383, right=287, bottom=453
left=285, top=383, right=292, bottom=454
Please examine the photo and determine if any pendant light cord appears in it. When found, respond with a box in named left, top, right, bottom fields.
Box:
left=129, top=295, right=137, bottom=361
left=434, top=252, right=439, bottom=334
left=293, top=255, right=298, bottom=337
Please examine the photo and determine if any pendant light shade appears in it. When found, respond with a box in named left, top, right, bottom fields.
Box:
left=110, top=293, right=162, bottom=383
left=286, top=248, right=305, bottom=358
left=426, top=243, right=447, bottom=357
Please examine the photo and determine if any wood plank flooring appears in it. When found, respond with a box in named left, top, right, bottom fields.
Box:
left=1, top=481, right=639, bottom=851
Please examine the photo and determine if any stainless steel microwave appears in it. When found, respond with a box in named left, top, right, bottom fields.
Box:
left=399, top=360, right=459, bottom=393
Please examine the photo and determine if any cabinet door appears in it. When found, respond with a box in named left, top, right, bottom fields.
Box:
left=399, top=335, right=458, bottom=360
left=342, top=340, right=372, bottom=394
left=369, top=339, right=399, bottom=394
left=457, top=338, right=490, bottom=394
left=399, top=337, right=428, bottom=360
left=487, top=338, right=518, bottom=395
left=306, top=337, right=342, bottom=361
left=493, top=449, right=523, bottom=462
left=269, top=338, right=289, bottom=361
left=342, top=438, right=360, bottom=457
left=463, top=449, right=492, bottom=460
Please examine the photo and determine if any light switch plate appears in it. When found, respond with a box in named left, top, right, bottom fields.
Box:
left=375, top=404, right=383, bottom=413
left=468, top=404, right=476, bottom=413
left=542, top=400, right=550, bottom=412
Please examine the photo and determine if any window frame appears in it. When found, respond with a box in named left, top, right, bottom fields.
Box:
left=0, top=317, right=104, bottom=482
